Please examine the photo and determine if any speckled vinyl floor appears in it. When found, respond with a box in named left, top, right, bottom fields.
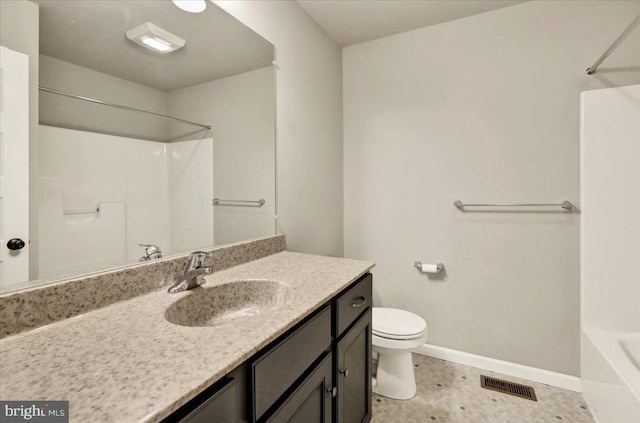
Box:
left=371, top=354, right=595, bottom=423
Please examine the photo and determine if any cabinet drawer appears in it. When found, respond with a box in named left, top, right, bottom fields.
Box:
left=251, top=305, right=332, bottom=421
left=335, top=274, right=372, bottom=337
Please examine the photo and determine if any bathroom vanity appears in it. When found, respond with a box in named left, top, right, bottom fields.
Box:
left=167, top=273, right=372, bottom=423
left=0, top=237, right=375, bottom=423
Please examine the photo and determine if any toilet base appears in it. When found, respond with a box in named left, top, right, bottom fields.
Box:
left=372, top=349, right=417, bottom=400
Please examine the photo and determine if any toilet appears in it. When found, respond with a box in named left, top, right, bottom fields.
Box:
left=372, top=307, right=428, bottom=400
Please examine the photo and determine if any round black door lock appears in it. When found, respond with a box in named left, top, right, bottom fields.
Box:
left=7, top=238, right=25, bottom=250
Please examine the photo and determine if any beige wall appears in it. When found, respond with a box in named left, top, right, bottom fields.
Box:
left=39, top=55, right=169, bottom=142
left=343, top=0, right=640, bottom=376
left=1, top=0, right=40, bottom=280
left=168, top=67, right=276, bottom=245
left=214, top=1, right=344, bottom=257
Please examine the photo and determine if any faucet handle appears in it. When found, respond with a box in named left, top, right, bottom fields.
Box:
left=140, top=244, right=161, bottom=254
left=139, top=244, right=163, bottom=261
left=187, top=251, right=212, bottom=268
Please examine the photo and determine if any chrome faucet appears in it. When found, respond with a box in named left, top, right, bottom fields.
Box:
left=168, top=251, right=213, bottom=293
left=139, top=244, right=163, bottom=262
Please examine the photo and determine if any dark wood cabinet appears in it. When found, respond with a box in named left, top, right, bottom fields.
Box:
left=266, top=352, right=333, bottom=423
left=166, top=273, right=372, bottom=423
left=335, top=310, right=372, bottom=423
left=251, top=305, right=332, bottom=421
left=335, top=275, right=372, bottom=336
left=164, top=365, right=247, bottom=423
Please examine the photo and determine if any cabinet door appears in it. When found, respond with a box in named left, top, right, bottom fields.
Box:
left=336, top=309, right=371, bottom=423
left=266, top=352, right=333, bottom=423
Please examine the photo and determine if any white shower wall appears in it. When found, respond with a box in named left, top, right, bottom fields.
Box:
left=38, top=56, right=274, bottom=252
left=580, top=84, right=640, bottom=333
left=38, top=125, right=212, bottom=279
left=581, top=84, right=640, bottom=423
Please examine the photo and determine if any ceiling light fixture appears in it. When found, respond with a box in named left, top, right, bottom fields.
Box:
left=125, top=22, right=186, bottom=54
left=172, top=0, right=207, bottom=14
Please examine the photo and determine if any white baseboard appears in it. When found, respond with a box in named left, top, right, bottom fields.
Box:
left=415, top=343, right=582, bottom=393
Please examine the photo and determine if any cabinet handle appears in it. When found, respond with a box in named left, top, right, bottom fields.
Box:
left=351, top=296, right=366, bottom=308
left=326, top=386, right=337, bottom=398
left=339, top=368, right=349, bottom=379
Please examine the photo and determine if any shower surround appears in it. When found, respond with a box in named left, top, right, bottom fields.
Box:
left=580, top=84, right=640, bottom=423
left=38, top=125, right=213, bottom=279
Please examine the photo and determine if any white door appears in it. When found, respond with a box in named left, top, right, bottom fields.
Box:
left=0, top=46, right=30, bottom=289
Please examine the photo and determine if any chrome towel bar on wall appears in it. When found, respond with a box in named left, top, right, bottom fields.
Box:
left=212, top=198, right=265, bottom=207
left=63, top=207, right=100, bottom=215
left=453, top=200, right=574, bottom=211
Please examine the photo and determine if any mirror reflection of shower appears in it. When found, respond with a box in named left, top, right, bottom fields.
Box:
left=1, top=0, right=275, bottom=293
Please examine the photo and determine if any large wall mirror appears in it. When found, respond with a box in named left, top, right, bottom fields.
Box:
left=1, top=1, right=275, bottom=293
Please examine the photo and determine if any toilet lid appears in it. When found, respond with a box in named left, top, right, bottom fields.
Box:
left=372, top=307, right=427, bottom=338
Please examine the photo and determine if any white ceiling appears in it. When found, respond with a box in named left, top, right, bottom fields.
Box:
left=297, top=0, right=527, bottom=46
left=35, top=1, right=274, bottom=92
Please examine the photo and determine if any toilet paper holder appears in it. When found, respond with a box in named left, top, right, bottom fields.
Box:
left=414, top=261, right=444, bottom=273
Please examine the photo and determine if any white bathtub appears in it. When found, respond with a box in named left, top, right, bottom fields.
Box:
left=582, top=328, right=640, bottom=423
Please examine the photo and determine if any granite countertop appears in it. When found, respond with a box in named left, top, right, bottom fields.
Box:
left=0, top=251, right=374, bottom=422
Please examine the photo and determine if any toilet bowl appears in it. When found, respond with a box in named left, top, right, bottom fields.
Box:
left=372, top=307, right=427, bottom=400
